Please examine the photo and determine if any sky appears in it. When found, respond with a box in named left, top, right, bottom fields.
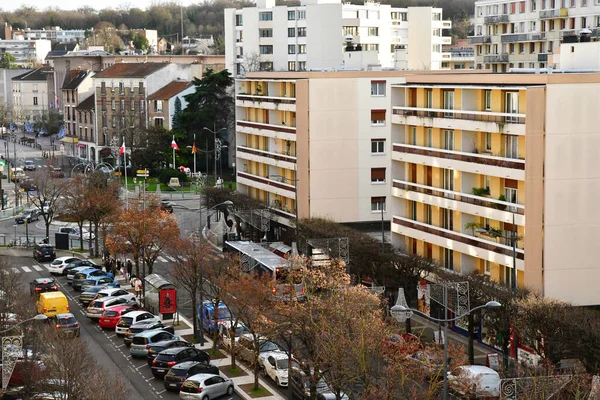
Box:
left=3, top=0, right=193, bottom=11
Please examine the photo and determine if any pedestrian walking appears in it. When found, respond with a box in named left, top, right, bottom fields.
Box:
left=126, top=259, right=133, bottom=282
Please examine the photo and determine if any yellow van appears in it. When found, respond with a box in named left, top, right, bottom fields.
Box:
left=37, top=292, right=69, bottom=317
left=10, top=167, right=24, bottom=183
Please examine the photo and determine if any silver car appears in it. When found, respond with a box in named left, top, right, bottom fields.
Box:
left=179, top=373, right=234, bottom=399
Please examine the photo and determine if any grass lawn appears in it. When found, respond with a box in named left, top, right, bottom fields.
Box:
left=208, top=348, right=227, bottom=359
left=219, top=365, right=248, bottom=378
left=238, top=383, right=272, bottom=398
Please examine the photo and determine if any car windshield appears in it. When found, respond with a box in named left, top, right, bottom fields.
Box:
left=73, top=273, right=86, bottom=279
left=261, top=342, right=279, bottom=352
left=57, top=316, right=77, bottom=325
left=130, top=327, right=145, bottom=333
left=51, top=260, right=62, bottom=265
left=132, top=337, right=148, bottom=345
left=149, top=345, right=165, bottom=353
left=119, top=317, right=133, bottom=325
left=156, top=353, right=176, bottom=361
left=276, top=359, right=289, bottom=369
left=82, top=280, right=95, bottom=286
left=104, top=311, right=118, bottom=317
left=92, top=301, right=104, bottom=308
left=169, top=367, right=187, bottom=377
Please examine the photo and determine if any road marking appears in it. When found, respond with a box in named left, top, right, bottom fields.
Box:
left=11, top=267, right=19, bottom=274
left=43, top=264, right=51, bottom=271
left=165, top=255, right=176, bottom=262
left=136, top=364, right=147, bottom=370
left=32, top=265, right=43, bottom=271
left=21, top=266, right=31, bottom=272
left=107, top=334, right=116, bottom=338
left=115, top=344, right=125, bottom=348
left=156, top=390, right=165, bottom=395
left=145, top=377, right=155, bottom=382
left=157, top=256, right=168, bottom=263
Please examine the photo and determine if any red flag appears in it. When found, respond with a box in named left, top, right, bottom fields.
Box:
left=191, top=141, right=197, bottom=154
left=119, top=139, right=125, bottom=155
left=171, top=137, right=179, bottom=151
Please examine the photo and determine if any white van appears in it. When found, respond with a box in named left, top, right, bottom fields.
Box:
left=449, top=365, right=501, bottom=397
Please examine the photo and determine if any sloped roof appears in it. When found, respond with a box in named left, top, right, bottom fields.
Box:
left=75, top=95, right=95, bottom=111
left=94, top=62, right=168, bottom=78
left=12, top=67, right=53, bottom=82
left=62, top=70, right=91, bottom=90
left=148, top=81, right=192, bottom=100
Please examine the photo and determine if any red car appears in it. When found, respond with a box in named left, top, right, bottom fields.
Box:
left=98, top=305, right=138, bottom=329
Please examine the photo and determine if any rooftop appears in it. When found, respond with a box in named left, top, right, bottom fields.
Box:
left=12, top=67, right=53, bottom=82
left=62, top=69, right=91, bottom=90
left=148, top=80, right=192, bottom=100
left=75, top=95, right=94, bottom=111
left=94, top=62, right=168, bottom=78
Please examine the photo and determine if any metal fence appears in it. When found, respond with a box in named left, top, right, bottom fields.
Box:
left=0, top=234, right=94, bottom=251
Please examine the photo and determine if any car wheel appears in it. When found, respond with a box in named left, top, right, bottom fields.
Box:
left=275, top=377, right=280, bottom=386
left=227, top=386, right=234, bottom=395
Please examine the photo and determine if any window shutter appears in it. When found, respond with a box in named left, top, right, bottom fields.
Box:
left=371, top=109, right=386, bottom=120
left=371, top=168, right=386, bottom=181
left=504, top=179, right=518, bottom=189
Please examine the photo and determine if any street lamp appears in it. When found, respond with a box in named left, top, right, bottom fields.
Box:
left=0, top=314, right=47, bottom=335
left=391, top=301, right=502, bottom=400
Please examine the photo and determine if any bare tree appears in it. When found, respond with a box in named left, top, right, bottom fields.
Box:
left=29, top=170, right=66, bottom=239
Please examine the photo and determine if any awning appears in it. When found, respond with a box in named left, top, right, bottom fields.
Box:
left=59, top=136, right=79, bottom=144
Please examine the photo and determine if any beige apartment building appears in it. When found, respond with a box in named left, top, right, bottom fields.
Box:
left=390, top=70, right=600, bottom=306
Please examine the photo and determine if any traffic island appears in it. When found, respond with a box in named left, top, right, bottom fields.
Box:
left=238, top=383, right=272, bottom=398
left=219, top=365, right=248, bottom=378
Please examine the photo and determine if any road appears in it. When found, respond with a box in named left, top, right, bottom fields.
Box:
left=3, top=254, right=238, bottom=400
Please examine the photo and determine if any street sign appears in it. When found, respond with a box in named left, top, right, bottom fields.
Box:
left=136, top=169, right=149, bottom=178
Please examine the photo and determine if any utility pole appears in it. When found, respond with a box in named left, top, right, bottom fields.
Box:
left=180, top=3, right=184, bottom=46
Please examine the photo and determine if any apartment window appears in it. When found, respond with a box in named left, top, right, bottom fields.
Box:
left=33, top=97, right=38, bottom=106
left=120, top=99, right=125, bottom=110
left=443, top=130, right=454, bottom=150
left=484, top=89, right=492, bottom=110
left=297, top=10, right=306, bottom=19
left=112, top=116, right=116, bottom=128
left=484, top=260, right=491, bottom=276
left=444, top=249, right=454, bottom=270
left=443, top=90, right=454, bottom=117
left=155, top=100, right=163, bottom=112
left=371, top=167, right=386, bottom=183
left=111, top=83, right=115, bottom=93
left=298, top=61, right=306, bottom=71
left=131, top=100, right=135, bottom=111
left=571, top=0, right=576, bottom=6
left=432, top=12, right=441, bottom=20
left=505, top=135, right=519, bottom=158
left=442, top=208, right=454, bottom=230
left=371, top=81, right=386, bottom=96
left=139, top=100, right=145, bottom=113
left=485, top=132, right=492, bottom=151
left=297, top=27, right=306, bottom=37
left=371, top=139, right=385, bottom=154
left=79, top=127, right=83, bottom=137
left=236, top=14, right=243, bottom=26
left=285, top=45, right=294, bottom=56
left=259, top=62, right=274, bottom=71
left=582, top=16, right=587, bottom=28
left=368, top=27, right=379, bottom=36
left=426, top=128, right=432, bottom=147
left=259, top=29, right=273, bottom=38
left=425, top=204, right=432, bottom=225
left=288, top=61, right=296, bottom=71
left=529, top=43, right=536, bottom=54
left=260, top=45, right=273, bottom=54
left=111, top=100, right=116, bottom=110
left=288, top=28, right=295, bottom=37
left=259, top=12, right=273, bottom=21
left=119, top=82, right=124, bottom=94
left=549, top=20, right=555, bottom=30
left=102, top=115, right=107, bottom=128
left=504, top=187, right=518, bottom=205
left=370, top=109, right=386, bottom=125
left=371, top=197, right=386, bottom=212
left=433, top=44, right=441, bottom=53
left=155, top=118, right=163, bottom=127
left=101, top=98, right=106, bottom=111
left=298, top=44, right=307, bottom=54
left=410, top=127, right=417, bottom=145
left=582, top=0, right=587, bottom=6
left=426, top=89, right=433, bottom=109
left=505, top=92, right=519, bottom=122
left=443, top=169, right=454, bottom=198
left=411, top=201, right=418, bottom=221
left=121, top=116, right=125, bottom=127
left=288, top=10, right=295, bottom=20
left=530, top=0, right=537, bottom=10
left=343, top=26, right=358, bottom=36
left=101, top=82, right=106, bottom=94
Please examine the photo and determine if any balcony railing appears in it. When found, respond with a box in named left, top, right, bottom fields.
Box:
left=484, top=14, right=510, bottom=24
left=392, top=143, right=525, bottom=170
left=392, top=179, right=525, bottom=215
left=539, top=8, right=568, bottom=19
left=468, top=35, right=492, bottom=44
left=392, top=107, right=526, bottom=124
left=501, top=32, right=544, bottom=43
left=483, top=54, right=509, bottom=63
left=393, top=216, right=525, bottom=260
left=236, top=120, right=296, bottom=134
left=237, top=145, right=296, bottom=164
left=237, top=171, right=296, bottom=192
left=237, top=94, right=296, bottom=105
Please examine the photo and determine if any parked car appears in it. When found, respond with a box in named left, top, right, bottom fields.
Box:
left=258, top=351, right=290, bottom=387
left=160, top=200, right=174, bottom=213
left=179, top=374, right=234, bottom=399
left=91, top=287, right=132, bottom=302
left=151, top=347, right=210, bottom=379
left=63, top=260, right=100, bottom=277
left=198, top=300, right=232, bottom=334
left=72, top=269, right=113, bottom=291
left=80, top=276, right=119, bottom=292
left=115, top=311, right=159, bottom=336
left=147, top=339, right=193, bottom=366
left=124, top=321, right=175, bottom=347
left=48, top=257, right=82, bottom=275
left=50, top=313, right=80, bottom=336
left=218, top=322, right=249, bottom=351
left=32, top=244, right=56, bottom=262
left=237, top=334, right=282, bottom=366
left=14, top=209, right=40, bottom=224
left=56, top=226, right=94, bottom=240
left=24, top=160, right=36, bottom=171
left=163, top=361, right=219, bottom=392
left=37, top=292, right=69, bottom=318
left=79, top=286, right=106, bottom=306
left=130, top=330, right=179, bottom=358
left=289, top=367, right=350, bottom=400
left=29, top=278, right=58, bottom=297
left=66, top=265, right=101, bottom=283
left=86, top=295, right=136, bottom=320
left=448, top=365, right=501, bottom=398
left=51, top=168, right=64, bottom=178
left=98, top=305, right=140, bottom=330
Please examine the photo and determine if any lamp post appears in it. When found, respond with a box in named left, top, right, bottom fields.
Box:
left=0, top=314, right=48, bottom=335
left=391, top=301, right=502, bottom=400
left=202, top=126, right=227, bottom=185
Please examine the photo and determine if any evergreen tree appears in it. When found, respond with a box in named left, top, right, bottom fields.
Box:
left=172, top=96, right=182, bottom=132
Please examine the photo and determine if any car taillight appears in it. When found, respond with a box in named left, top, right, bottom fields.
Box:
left=146, top=345, right=151, bottom=350
left=272, top=286, right=277, bottom=294
left=43, top=307, right=47, bottom=312
left=56, top=324, right=60, bottom=328
left=74, top=322, right=79, bottom=327
left=167, top=361, right=177, bottom=367
left=50, top=286, right=57, bottom=290
left=66, top=305, right=70, bottom=311
left=181, top=377, right=186, bottom=381
left=35, top=287, right=42, bottom=291
left=197, top=387, right=203, bottom=393
left=152, top=359, right=157, bottom=366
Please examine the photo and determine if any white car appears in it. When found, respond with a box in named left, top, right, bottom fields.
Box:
left=48, top=257, right=82, bottom=275
left=86, top=294, right=137, bottom=320
left=258, top=351, right=290, bottom=387
left=57, top=226, right=95, bottom=240
left=92, top=288, right=131, bottom=302
left=115, top=311, right=159, bottom=336
left=219, top=321, right=248, bottom=351
left=448, top=365, right=501, bottom=398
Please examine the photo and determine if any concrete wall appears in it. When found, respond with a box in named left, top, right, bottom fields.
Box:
left=306, top=3, right=343, bottom=70
left=0, top=68, right=30, bottom=107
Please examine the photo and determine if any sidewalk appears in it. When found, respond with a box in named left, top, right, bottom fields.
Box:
left=168, top=313, right=285, bottom=400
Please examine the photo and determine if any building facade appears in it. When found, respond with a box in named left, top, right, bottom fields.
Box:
left=74, top=95, right=96, bottom=162
left=442, top=39, right=476, bottom=70
left=0, top=68, right=30, bottom=107
left=147, top=81, right=194, bottom=131
left=224, top=0, right=451, bottom=75
left=21, top=27, right=86, bottom=43
left=468, top=0, right=600, bottom=71
left=11, top=67, right=52, bottom=123
left=0, top=39, right=52, bottom=67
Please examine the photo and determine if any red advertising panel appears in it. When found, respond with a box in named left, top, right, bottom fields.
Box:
left=159, top=289, right=177, bottom=314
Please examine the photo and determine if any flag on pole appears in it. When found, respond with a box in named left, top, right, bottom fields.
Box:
left=191, top=141, right=197, bottom=154
left=119, top=139, right=126, bottom=155
left=171, top=137, right=179, bottom=151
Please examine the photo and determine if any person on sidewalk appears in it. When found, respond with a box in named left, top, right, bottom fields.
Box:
left=126, top=259, right=133, bottom=282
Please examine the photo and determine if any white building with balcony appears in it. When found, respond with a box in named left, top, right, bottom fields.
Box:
left=224, top=0, right=451, bottom=74
left=0, top=39, right=52, bottom=67
left=22, top=27, right=86, bottom=43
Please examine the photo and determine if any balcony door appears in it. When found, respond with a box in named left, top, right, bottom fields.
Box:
left=443, top=90, right=454, bottom=118
left=444, top=248, right=454, bottom=270
left=443, top=130, right=454, bottom=151
left=505, top=92, right=519, bottom=122
left=442, top=208, right=454, bottom=231
left=504, top=135, right=518, bottom=159
left=443, top=168, right=454, bottom=199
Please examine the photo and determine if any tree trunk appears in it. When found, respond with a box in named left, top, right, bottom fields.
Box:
left=93, top=222, right=99, bottom=255
left=134, top=257, right=140, bottom=278
left=191, top=291, right=199, bottom=343
left=212, top=298, right=219, bottom=350
left=77, top=221, right=84, bottom=250
left=45, top=220, right=50, bottom=239
left=468, top=311, right=475, bottom=365
left=230, top=322, right=237, bottom=369
left=147, top=259, right=154, bottom=275
left=254, top=347, right=260, bottom=391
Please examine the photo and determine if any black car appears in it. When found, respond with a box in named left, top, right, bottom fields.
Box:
left=51, top=313, right=80, bottom=336
left=62, top=260, right=100, bottom=276
left=14, top=209, right=40, bottom=224
left=151, top=347, right=210, bottom=379
left=160, top=200, right=174, bottom=213
left=33, top=244, right=56, bottom=262
left=163, top=361, right=220, bottom=391
left=124, top=321, right=175, bottom=347
left=147, top=339, right=193, bottom=366
left=29, top=278, right=58, bottom=297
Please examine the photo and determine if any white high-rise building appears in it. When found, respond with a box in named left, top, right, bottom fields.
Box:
left=224, top=0, right=452, bottom=75
left=469, top=0, right=600, bottom=72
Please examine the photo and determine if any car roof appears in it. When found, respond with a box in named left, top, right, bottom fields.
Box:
left=40, top=292, right=66, bottom=299
left=123, top=311, right=150, bottom=318
left=98, top=287, right=121, bottom=294
left=159, top=346, right=189, bottom=355
left=55, top=256, right=80, bottom=262
left=152, top=339, right=183, bottom=347
left=94, top=296, right=123, bottom=303
left=136, top=329, right=170, bottom=338
left=187, top=373, right=223, bottom=382
left=82, top=286, right=105, bottom=293
left=37, top=244, right=53, bottom=248
left=76, top=268, right=97, bottom=274
left=55, top=313, right=75, bottom=319
left=34, top=278, right=54, bottom=284
left=172, top=361, right=202, bottom=369
left=457, top=365, right=499, bottom=375
left=262, top=351, right=288, bottom=360
left=106, top=304, right=132, bottom=311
